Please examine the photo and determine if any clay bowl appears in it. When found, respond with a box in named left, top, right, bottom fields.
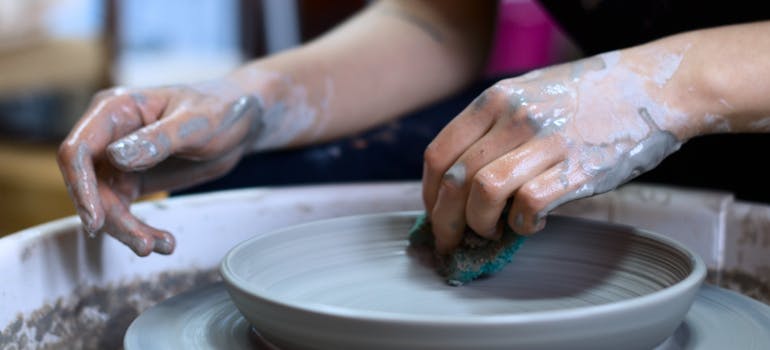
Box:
left=220, top=212, right=706, bottom=350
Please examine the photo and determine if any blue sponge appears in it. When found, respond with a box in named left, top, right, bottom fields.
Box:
left=408, top=213, right=526, bottom=286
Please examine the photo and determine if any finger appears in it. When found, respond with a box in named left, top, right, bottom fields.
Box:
left=99, top=148, right=243, bottom=256
left=422, top=87, right=511, bottom=214
left=140, top=146, right=244, bottom=194
left=429, top=185, right=467, bottom=254
left=107, top=95, right=262, bottom=171
left=466, top=136, right=565, bottom=237
left=429, top=117, right=534, bottom=250
left=176, top=95, right=262, bottom=159
left=58, top=93, right=149, bottom=233
left=507, top=161, right=592, bottom=235
left=91, top=149, right=238, bottom=256
left=99, top=181, right=175, bottom=256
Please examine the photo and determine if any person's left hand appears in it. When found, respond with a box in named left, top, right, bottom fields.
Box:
left=57, top=79, right=270, bottom=256
left=422, top=51, right=686, bottom=253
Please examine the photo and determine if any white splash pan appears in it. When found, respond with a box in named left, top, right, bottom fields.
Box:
left=1, top=181, right=766, bottom=348
left=0, top=182, right=423, bottom=328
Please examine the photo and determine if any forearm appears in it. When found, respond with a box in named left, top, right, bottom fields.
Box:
left=621, top=20, right=770, bottom=139
left=225, top=0, right=496, bottom=151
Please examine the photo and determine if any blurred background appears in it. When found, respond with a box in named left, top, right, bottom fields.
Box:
left=0, top=0, right=575, bottom=235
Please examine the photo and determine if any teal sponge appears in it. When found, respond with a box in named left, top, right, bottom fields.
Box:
left=408, top=213, right=526, bottom=286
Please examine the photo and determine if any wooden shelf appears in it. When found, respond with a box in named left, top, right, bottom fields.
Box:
left=0, top=141, right=169, bottom=236
left=0, top=141, right=74, bottom=236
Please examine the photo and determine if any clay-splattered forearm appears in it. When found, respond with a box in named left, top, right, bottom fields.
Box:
left=422, top=20, right=770, bottom=253
left=641, top=21, right=770, bottom=137
left=221, top=0, right=496, bottom=152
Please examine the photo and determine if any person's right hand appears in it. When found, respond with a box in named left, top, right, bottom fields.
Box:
left=421, top=50, right=692, bottom=254
left=57, top=80, right=265, bottom=256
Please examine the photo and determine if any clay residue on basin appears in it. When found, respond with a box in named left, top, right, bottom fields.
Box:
left=0, top=269, right=220, bottom=350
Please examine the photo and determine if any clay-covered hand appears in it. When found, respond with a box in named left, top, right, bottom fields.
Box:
left=58, top=80, right=266, bottom=256
left=422, top=50, right=688, bottom=253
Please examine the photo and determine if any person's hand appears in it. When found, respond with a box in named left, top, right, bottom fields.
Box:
left=58, top=80, right=266, bottom=256
left=422, top=51, right=686, bottom=253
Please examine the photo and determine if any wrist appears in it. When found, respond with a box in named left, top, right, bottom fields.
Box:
left=662, top=50, right=734, bottom=138
left=640, top=26, right=770, bottom=139
left=620, top=37, right=725, bottom=141
left=223, top=65, right=283, bottom=102
left=220, top=60, right=333, bottom=151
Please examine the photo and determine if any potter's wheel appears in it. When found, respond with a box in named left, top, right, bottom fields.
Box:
left=125, top=282, right=770, bottom=350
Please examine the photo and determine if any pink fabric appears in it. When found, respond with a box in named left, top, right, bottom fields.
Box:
left=485, top=0, right=557, bottom=76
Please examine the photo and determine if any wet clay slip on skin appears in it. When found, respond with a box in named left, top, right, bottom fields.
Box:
left=217, top=212, right=707, bottom=350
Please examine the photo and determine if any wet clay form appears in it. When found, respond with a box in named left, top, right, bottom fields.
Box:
left=220, top=212, right=707, bottom=350
left=408, top=213, right=526, bottom=286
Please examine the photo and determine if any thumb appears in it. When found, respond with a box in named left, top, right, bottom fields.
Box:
left=106, top=95, right=262, bottom=171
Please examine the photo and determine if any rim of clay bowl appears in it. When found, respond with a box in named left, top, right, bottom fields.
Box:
left=220, top=211, right=707, bottom=325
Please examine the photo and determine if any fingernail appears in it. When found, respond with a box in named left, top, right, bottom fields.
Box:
left=84, top=226, right=97, bottom=239
left=222, top=95, right=261, bottom=130
left=514, top=213, right=524, bottom=228
left=108, top=133, right=168, bottom=169
left=238, top=95, right=266, bottom=142
left=108, top=134, right=143, bottom=165
left=443, top=163, right=466, bottom=187
left=131, top=236, right=153, bottom=257
left=78, top=208, right=97, bottom=234
left=153, top=233, right=176, bottom=255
